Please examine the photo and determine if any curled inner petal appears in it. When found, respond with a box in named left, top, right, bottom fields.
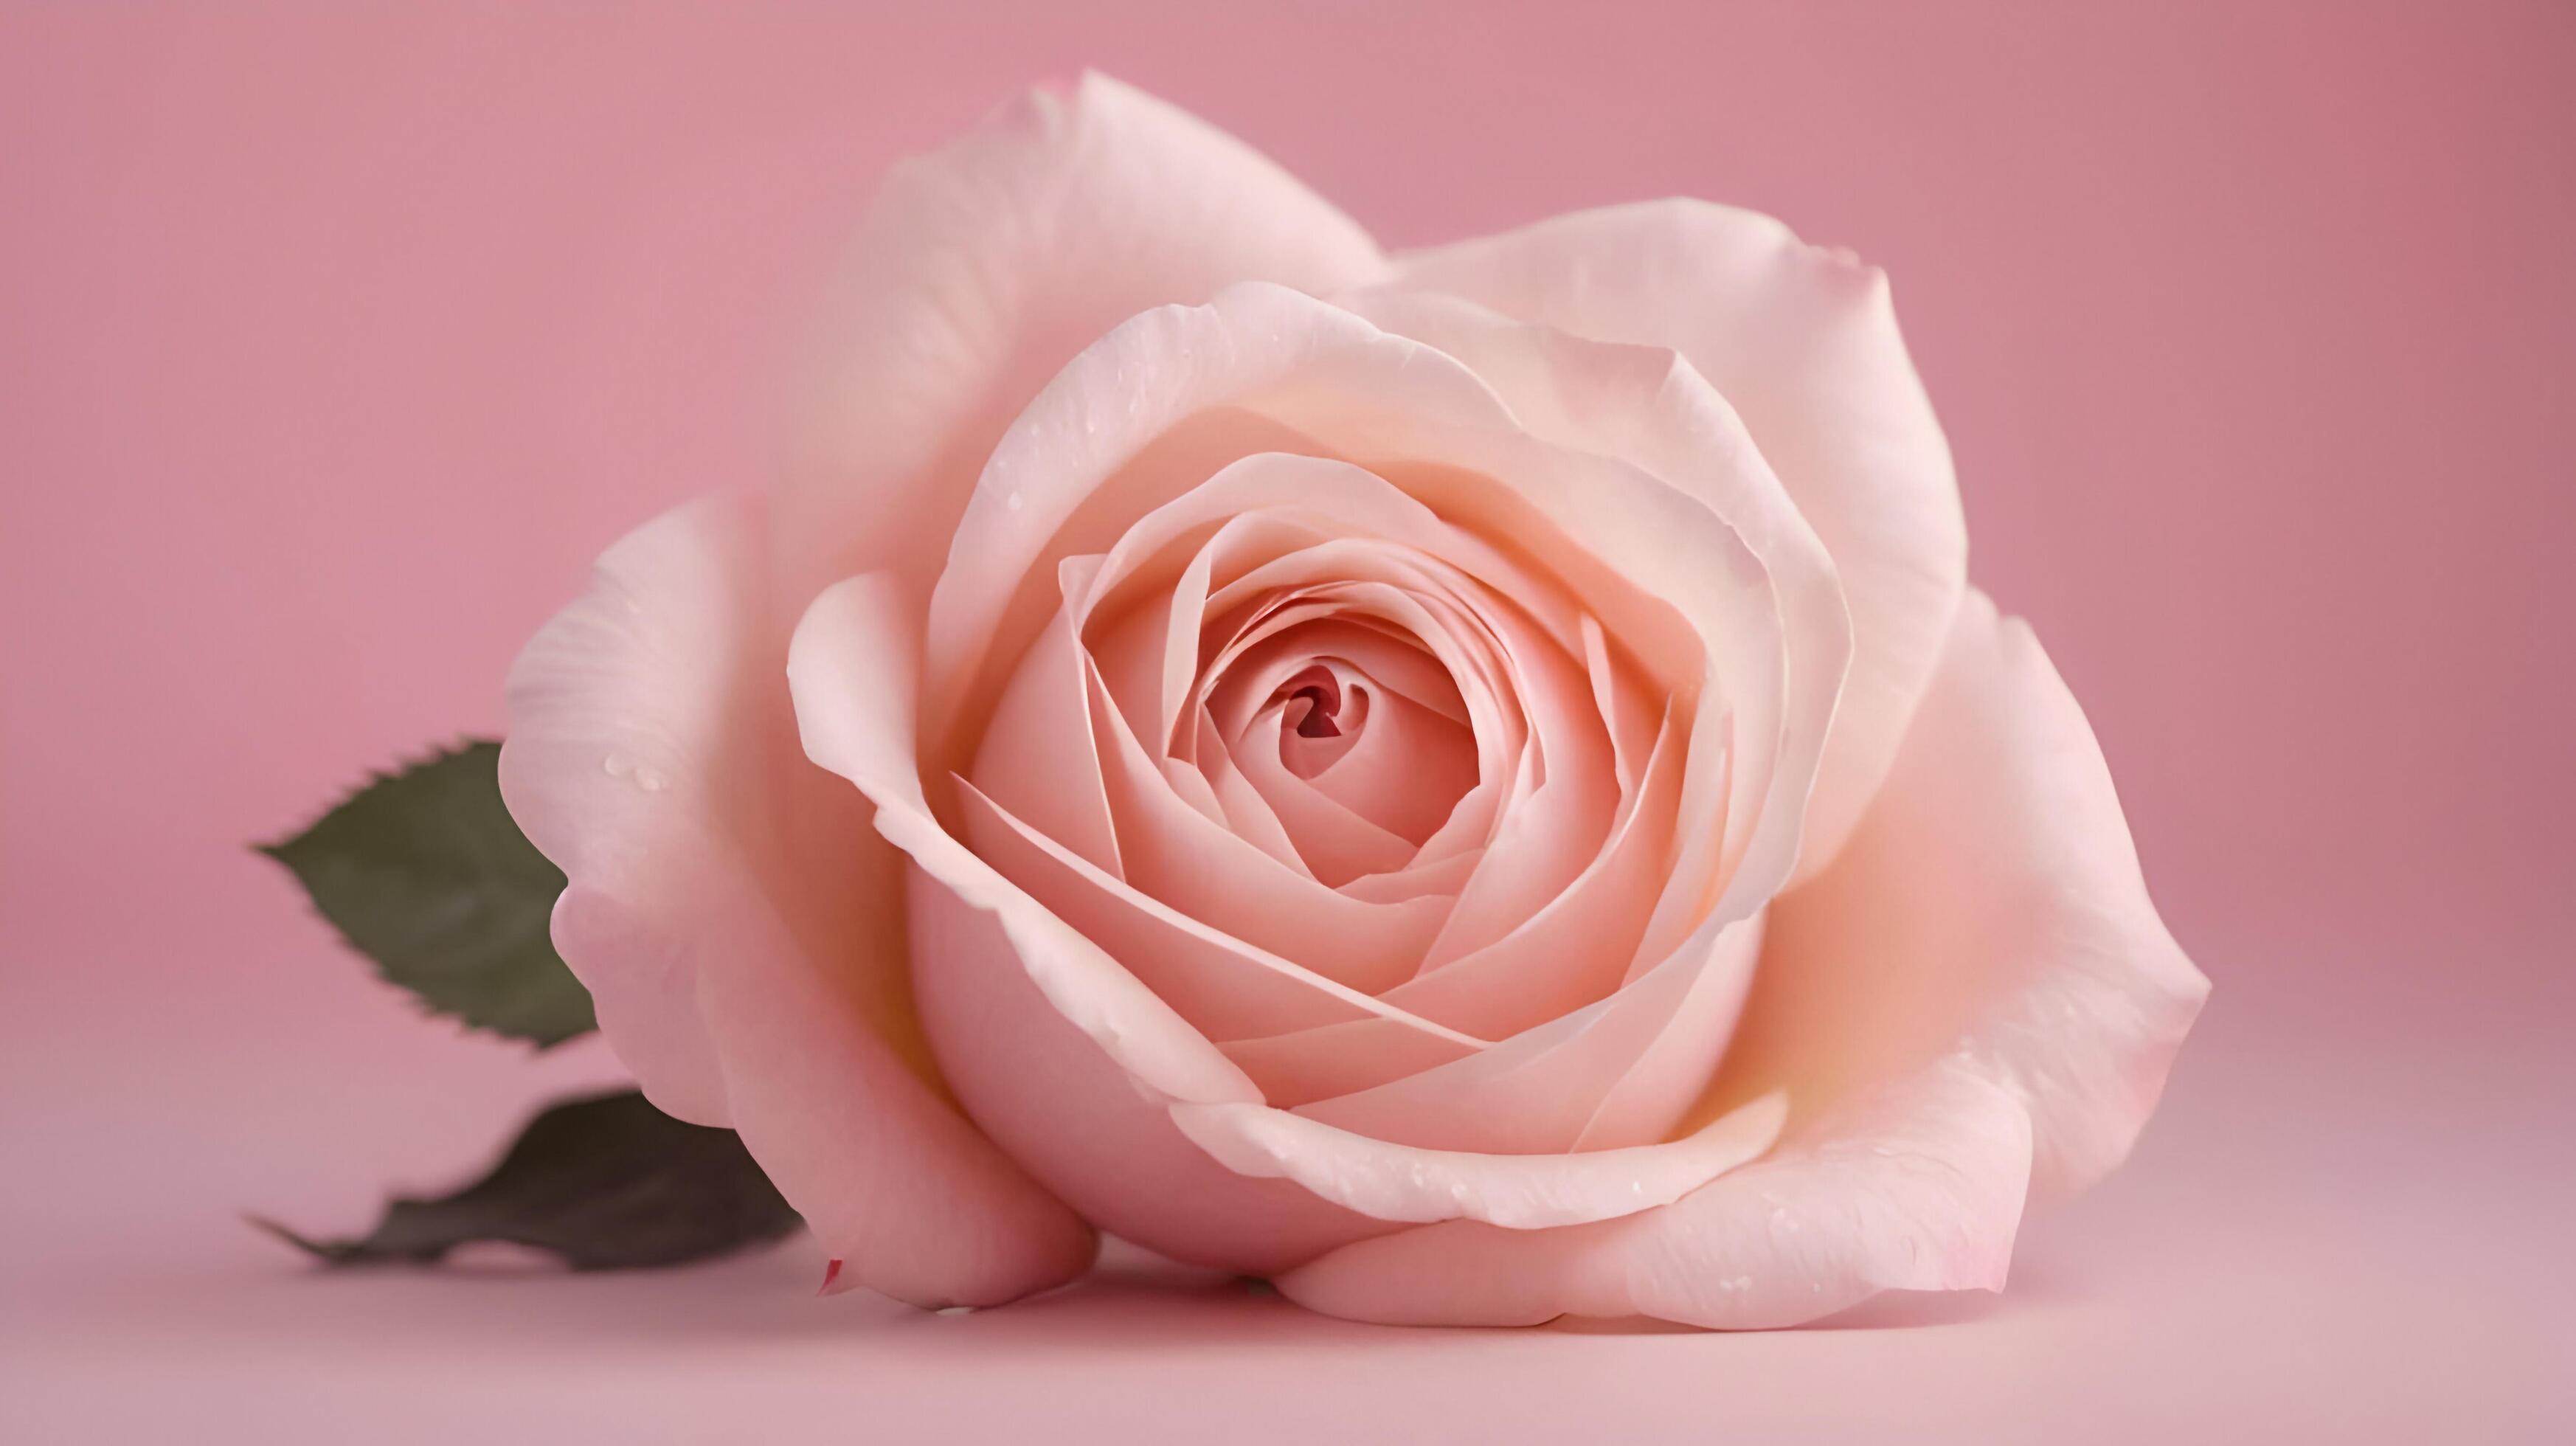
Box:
left=1279, top=664, right=1346, bottom=741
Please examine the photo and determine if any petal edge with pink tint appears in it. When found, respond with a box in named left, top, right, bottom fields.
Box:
left=1706, top=591, right=2209, bottom=1200
left=501, top=497, right=1095, bottom=1307
left=778, top=72, right=1387, bottom=609
left=1275, top=1056, right=2032, bottom=1328
left=1171, top=1091, right=1786, bottom=1231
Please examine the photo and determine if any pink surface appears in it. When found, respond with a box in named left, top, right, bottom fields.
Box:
left=1, top=2, right=2567, bottom=1439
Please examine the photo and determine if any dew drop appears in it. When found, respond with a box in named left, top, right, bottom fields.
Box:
left=604, top=753, right=664, bottom=792
left=1005, top=490, right=1025, bottom=512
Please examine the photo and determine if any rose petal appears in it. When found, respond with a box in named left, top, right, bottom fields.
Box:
left=1080, top=646, right=1453, bottom=992
left=1199, top=584, right=1521, bottom=871
left=969, top=584, right=1126, bottom=876
left=1389, top=203, right=1966, bottom=879
left=1701, top=591, right=2210, bottom=1199
left=688, top=868, right=1102, bottom=1308
left=778, top=72, right=1385, bottom=609
left=1284, top=915, right=1765, bottom=1155
left=1299, top=682, right=1479, bottom=845
left=502, top=498, right=1095, bottom=1306
left=1275, top=1056, right=2031, bottom=1328
left=789, top=571, right=1261, bottom=1108
left=1065, top=449, right=1554, bottom=761
left=1183, top=705, right=1312, bottom=871
left=1226, top=695, right=1422, bottom=884
left=1579, top=613, right=1661, bottom=795
left=905, top=814, right=1790, bottom=1257
left=1216, top=1017, right=1484, bottom=1105
left=904, top=868, right=1408, bottom=1273
left=1374, top=706, right=1685, bottom=1039
left=1170, top=1091, right=1787, bottom=1231
left=502, top=499, right=762, bottom=1123
left=952, top=776, right=1483, bottom=1051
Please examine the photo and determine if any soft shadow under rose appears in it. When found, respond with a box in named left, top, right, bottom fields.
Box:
left=499, top=75, right=2206, bottom=1329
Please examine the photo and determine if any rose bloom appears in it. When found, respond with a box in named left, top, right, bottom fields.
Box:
left=500, top=75, right=2206, bottom=1328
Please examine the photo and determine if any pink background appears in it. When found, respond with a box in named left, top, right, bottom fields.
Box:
left=3, top=2, right=2567, bottom=1439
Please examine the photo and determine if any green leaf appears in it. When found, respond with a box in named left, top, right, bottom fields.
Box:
left=260, top=738, right=595, bottom=1046
left=254, top=1090, right=801, bottom=1270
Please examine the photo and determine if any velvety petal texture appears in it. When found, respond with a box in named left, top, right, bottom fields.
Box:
left=502, top=75, right=2202, bottom=1331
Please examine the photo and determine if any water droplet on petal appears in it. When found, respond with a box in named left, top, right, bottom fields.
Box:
left=604, top=753, right=663, bottom=792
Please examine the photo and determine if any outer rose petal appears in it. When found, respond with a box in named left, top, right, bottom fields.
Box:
left=500, top=497, right=1095, bottom=1307
left=1275, top=592, right=2204, bottom=1326
left=1714, top=591, right=2209, bottom=1200
left=1395, top=201, right=1967, bottom=879
left=777, top=72, right=1386, bottom=607
left=1277, top=1057, right=2031, bottom=1328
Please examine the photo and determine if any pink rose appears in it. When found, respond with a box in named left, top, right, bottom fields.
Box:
left=500, top=75, right=2206, bottom=1327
